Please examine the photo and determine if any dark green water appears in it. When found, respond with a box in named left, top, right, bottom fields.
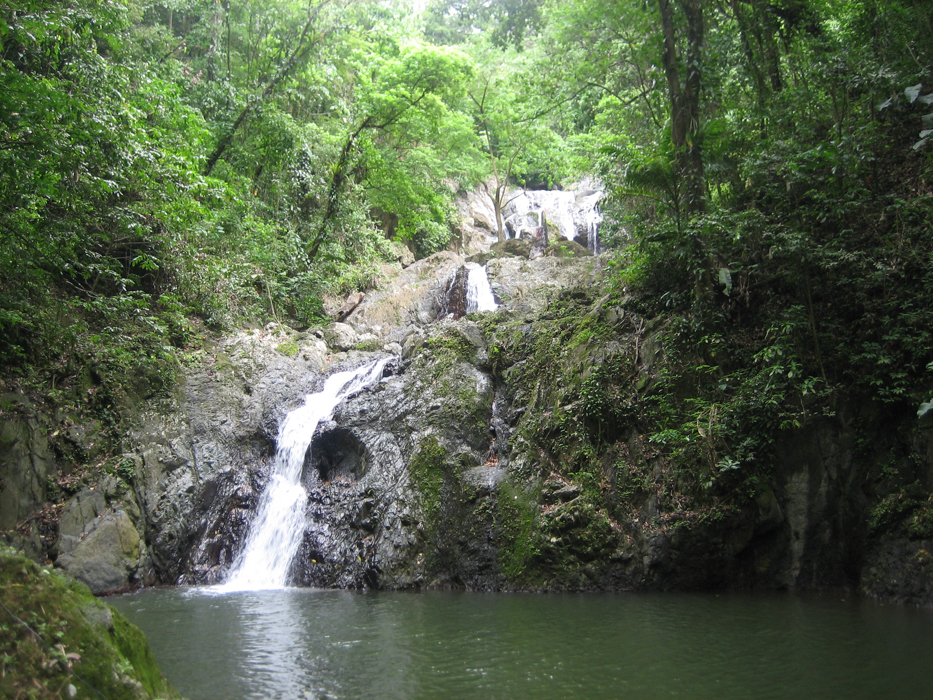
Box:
left=110, top=588, right=933, bottom=700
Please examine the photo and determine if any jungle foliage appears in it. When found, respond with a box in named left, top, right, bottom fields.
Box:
left=533, top=0, right=933, bottom=533
left=2, top=0, right=933, bottom=518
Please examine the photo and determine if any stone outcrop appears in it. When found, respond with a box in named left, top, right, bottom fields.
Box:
left=0, top=548, right=182, bottom=699
left=55, top=507, right=141, bottom=593
left=451, top=184, right=500, bottom=255
left=0, top=396, right=53, bottom=531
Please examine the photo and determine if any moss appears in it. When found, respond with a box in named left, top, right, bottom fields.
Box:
left=496, top=480, right=540, bottom=584
left=112, top=613, right=171, bottom=698
left=868, top=491, right=923, bottom=537
left=275, top=340, right=299, bottom=356
left=408, top=437, right=477, bottom=576
left=422, top=327, right=477, bottom=365
left=907, top=495, right=933, bottom=539
left=538, top=499, right=616, bottom=564
left=409, top=436, right=447, bottom=524
left=0, top=548, right=182, bottom=700
left=352, top=338, right=383, bottom=352
left=411, top=327, right=493, bottom=441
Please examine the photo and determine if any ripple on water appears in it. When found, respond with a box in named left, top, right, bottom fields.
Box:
left=109, top=588, right=933, bottom=700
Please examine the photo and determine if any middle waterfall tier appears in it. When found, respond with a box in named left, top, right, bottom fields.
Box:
left=220, top=358, right=391, bottom=591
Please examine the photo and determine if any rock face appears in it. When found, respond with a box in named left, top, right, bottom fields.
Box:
left=128, top=326, right=349, bottom=584
left=451, top=184, right=500, bottom=255
left=24, top=252, right=931, bottom=603
left=293, top=334, right=497, bottom=589
left=112, top=243, right=601, bottom=589
left=486, top=254, right=595, bottom=316
left=0, top=397, right=53, bottom=530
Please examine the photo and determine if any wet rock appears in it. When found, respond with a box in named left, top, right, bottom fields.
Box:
left=462, top=466, right=507, bottom=494
left=859, top=538, right=933, bottom=606
left=55, top=510, right=141, bottom=593
left=490, top=238, right=532, bottom=259
left=125, top=326, right=350, bottom=583
left=58, top=489, right=107, bottom=556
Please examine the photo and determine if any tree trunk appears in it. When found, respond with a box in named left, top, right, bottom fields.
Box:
left=657, top=0, right=706, bottom=215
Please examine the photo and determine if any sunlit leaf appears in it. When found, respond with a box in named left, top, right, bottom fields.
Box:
left=905, top=84, right=922, bottom=103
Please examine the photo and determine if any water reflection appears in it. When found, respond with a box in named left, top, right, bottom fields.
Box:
left=110, top=589, right=933, bottom=700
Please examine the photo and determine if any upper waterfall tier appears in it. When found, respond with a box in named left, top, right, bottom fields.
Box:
left=500, top=185, right=603, bottom=253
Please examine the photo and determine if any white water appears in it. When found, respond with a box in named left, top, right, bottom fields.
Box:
left=465, top=263, right=497, bottom=313
left=501, top=184, right=603, bottom=253
left=577, top=189, right=603, bottom=255
left=504, top=190, right=576, bottom=241
left=220, top=358, right=390, bottom=591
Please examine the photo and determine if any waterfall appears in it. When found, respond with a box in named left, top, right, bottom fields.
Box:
left=504, top=190, right=576, bottom=241
left=220, top=358, right=390, bottom=591
left=578, top=191, right=603, bottom=255
left=465, top=263, right=497, bottom=313
left=501, top=183, right=603, bottom=253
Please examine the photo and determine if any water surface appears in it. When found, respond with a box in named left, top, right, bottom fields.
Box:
left=110, top=588, right=933, bottom=700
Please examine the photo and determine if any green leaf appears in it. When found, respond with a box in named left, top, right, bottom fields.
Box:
left=905, top=84, right=922, bottom=103
left=918, top=400, right=933, bottom=420
left=718, top=267, right=732, bottom=296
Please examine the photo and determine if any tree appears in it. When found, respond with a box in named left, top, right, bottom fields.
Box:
left=306, top=43, right=479, bottom=261
left=657, top=0, right=706, bottom=214
left=425, top=0, right=544, bottom=50
left=203, top=0, right=336, bottom=175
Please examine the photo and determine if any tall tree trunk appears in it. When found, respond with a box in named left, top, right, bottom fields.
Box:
left=658, top=0, right=706, bottom=215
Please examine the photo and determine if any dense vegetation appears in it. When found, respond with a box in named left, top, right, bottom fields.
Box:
left=2, top=0, right=932, bottom=539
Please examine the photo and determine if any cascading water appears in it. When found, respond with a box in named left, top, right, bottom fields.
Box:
left=465, top=263, right=497, bottom=313
left=578, top=190, right=603, bottom=255
left=501, top=183, right=603, bottom=253
left=220, top=358, right=390, bottom=591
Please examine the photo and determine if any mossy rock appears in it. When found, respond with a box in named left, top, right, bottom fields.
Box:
left=544, top=240, right=593, bottom=258
left=0, top=548, right=183, bottom=700
left=490, top=239, right=532, bottom=258
left=275, top=340, right=299, bottom=357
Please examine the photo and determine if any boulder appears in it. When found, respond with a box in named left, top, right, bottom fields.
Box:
left=55, top=510, right=141, bottom=593
left=0, top=549, right=182, bottom=699
left=325, top=322, right=359, bottom=351
left=544, top=240, right=593, bottom=258
left=341, top=251, right=467, bottom=333
left=58, top=489, right=107, bottom=556
left=486, top=255, right=595, bottom=316
left=490, top=238, right=532, bottom=259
